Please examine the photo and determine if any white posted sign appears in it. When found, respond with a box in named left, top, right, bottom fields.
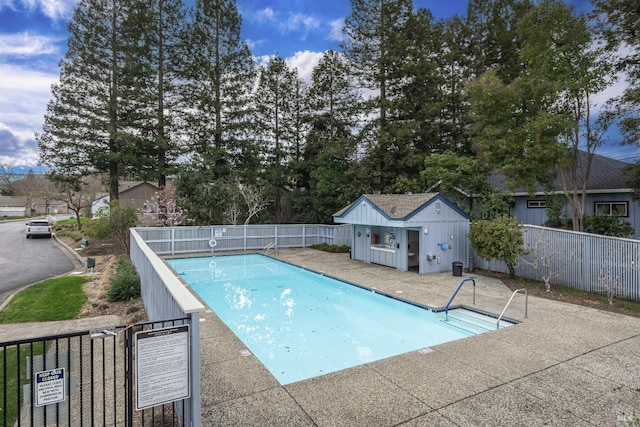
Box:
left=35, top=368, right=65, bottom=407
left=135, top=325, right=190, bottom=410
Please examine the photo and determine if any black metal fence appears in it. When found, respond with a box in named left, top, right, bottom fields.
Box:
left=1, top=317, right=191, bottom=426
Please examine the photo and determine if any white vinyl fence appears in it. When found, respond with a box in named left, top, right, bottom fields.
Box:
left=134, top=224, right=351, bottom=255
left=129, top=229, right=205, bottom=426
left=474, top=225, right=640, bottom=301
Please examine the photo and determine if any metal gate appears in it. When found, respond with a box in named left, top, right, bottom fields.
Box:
left=1, top=318, right=191, bottom=426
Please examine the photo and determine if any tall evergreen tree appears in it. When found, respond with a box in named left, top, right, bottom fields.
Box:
left=253, top=56, right=302, bottom=223
left=466, top=0, right=533, bottom=82
left=181, top=0, right=256, bottom=180
left=125, top=0, right=187, bottom=188
left=342, top=0, right=413, bottom=192
left=385, top=9, right=476, bottom=194
left=292, top=50, right=360, bottom=223
left=37, top=0, right=137, bottom=201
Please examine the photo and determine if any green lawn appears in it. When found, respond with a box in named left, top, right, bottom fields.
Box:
left=0, top=275, right=89, bottom=425
left=1, top=343, right=47, bottom=426
left=0, top=275, right=89, bottom=324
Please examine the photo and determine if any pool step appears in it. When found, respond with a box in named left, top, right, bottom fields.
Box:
left=441, top=309, right=513, bottom=334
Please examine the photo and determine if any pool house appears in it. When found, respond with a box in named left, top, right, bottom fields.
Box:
left=333, top=193, right=470, bottom=275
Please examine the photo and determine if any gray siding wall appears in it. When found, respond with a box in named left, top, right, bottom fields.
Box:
left=420, top=220, right=470, bottom=275
left=511, top=193, right=640, bottom=239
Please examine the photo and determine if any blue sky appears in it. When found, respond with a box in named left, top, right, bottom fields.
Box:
left=0, top=0, right=634, bottom=167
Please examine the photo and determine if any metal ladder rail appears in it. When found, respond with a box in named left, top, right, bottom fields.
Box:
left=263, top=241, right=276, bottom=255
left=496, top=289, right=528, bottom=329
left=444, top=278, right=476, bottom=321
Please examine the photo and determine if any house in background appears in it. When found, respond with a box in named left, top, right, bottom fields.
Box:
left=92, top=181, right=159, bottom=217
left=491, top=152, right=640, bottom=239
left=333, top=193, right=470, bottom=275
left=0, top=195, right=26, bottom=217
left=31, top=198, right=69, bottom=215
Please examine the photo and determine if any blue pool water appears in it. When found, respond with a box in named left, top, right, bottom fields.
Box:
left=168, top=254, right=480, bottom=385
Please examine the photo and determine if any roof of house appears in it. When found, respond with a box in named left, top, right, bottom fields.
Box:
left=334, top=192, right=470, bottom=221
left=364, top=193, right=439, bottom=219
left=93, top=181, right=159, bottom=201
left=119, top=181, right=158, bottom=193
left=0, top=195, right=26, bottom=207
left=489, top=151, right=631, bottom=195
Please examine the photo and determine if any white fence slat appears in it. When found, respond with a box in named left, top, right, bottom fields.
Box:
left=474, top=225, right=640, bottom=301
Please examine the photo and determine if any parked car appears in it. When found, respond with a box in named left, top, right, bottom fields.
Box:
left=26, top=219, right=52, bottom=238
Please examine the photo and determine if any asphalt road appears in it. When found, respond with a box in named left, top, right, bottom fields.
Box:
left=0, top=219, right=75, bottom=306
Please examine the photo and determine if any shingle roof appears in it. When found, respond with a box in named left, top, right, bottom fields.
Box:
left=489, top=151, right=631, bottom=194
left=0, top=195, right=26, bottom=207
left=335, top=193, right=439, bottom=219
left=119, top=181, right=157, bottom=192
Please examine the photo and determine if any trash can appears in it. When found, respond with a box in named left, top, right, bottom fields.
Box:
left=87, top=257, right=95, bottom=269
left=452, top=261, right=463, bottom=276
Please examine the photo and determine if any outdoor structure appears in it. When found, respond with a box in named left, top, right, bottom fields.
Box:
left=30, top=198, right=69, bottom=215
left=0, top=195, right=26, bottom=217
left=92, top=181, right=159, bottom=217
left=333, top=193, right=470, bottom=275
left=492, top=152, right=640, bottom=239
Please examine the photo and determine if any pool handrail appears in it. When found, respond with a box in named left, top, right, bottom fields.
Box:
left=444, top=278, right=476, bottom=321
left=496, top=288, right=528, bottom=329
left=263, top=241, right=276, bottom=255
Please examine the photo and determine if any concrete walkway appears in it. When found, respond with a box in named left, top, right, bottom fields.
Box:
left=197, top=249, right=640, bottom=426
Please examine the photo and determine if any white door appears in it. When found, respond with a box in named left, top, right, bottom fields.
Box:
left=353, top=225, right=367, bottom=262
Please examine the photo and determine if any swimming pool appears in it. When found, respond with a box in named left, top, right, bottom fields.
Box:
left=169, top=254, right=493, bottom=385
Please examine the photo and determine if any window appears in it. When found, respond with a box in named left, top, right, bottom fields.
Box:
left=527, top=200, right=546, bottom=209
left=595, top=202, right=628, bottom=217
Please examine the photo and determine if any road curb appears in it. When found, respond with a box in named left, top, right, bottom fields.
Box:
left=53, top=233, right=85, bottom=269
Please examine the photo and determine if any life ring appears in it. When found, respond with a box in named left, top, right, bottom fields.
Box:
left=209, top=238, right=217, bottom=248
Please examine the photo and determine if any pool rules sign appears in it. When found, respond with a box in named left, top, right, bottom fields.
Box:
left=135, top=325, right=190, bottom=410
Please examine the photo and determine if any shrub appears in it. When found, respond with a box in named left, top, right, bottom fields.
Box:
left=584, top=214, right=635, bottom=238
left=108, top=259, right=141, bottom=302
left=310, top=243, right=351, bottom=253
left=56, top=229, right=83, bottom=241
left=85, top=201, right=138, bottom=254
left=468, top=215, right=526, bottom=277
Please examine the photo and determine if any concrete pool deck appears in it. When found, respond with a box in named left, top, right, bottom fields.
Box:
left=196, top=249, right=640, bottom=426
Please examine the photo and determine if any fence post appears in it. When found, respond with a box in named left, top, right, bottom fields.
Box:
left=189, top=312, right=201, bottom=426
left=125, top=326, right=134, bottom=427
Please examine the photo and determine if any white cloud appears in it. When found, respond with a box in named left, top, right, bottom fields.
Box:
left=18, top=0, right=76, bottom=21
left=0, top=124, right=40, bottom=165
left=256, top=54, right=275, bottom=69
left=590, top=42, right=634, bottom=114
left=255, top=7, right=275, bottom=23
left=0, top=32, right=60, bottom=56
left=0, top=63, right=57, bottom=165
left=285, top=13, right=320, bottom=38
left=0, top=0, right=17, bottom=10
left=286, top=50, right=323, bottom=84
left=327, top=18, right=345, bottom=43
